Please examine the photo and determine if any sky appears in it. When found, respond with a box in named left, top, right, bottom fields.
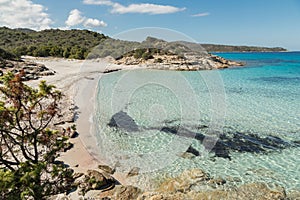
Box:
left=0, top=0, right=300, bottom=50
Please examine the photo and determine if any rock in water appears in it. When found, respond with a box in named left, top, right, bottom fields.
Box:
left=98, top=164, right=115, bottom=174
left=127, top=167, right=140, bottom=177
left=108, top=111, right=139, bottom=132
left=98, top=185, right=142, bottom=200
left=186, top=145, right=200, bottom=156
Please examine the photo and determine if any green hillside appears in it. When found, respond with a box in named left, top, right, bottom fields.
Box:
left=0, top=27, right=107, bottom=59
left=201, top=44, right=287, bottom=52
left=0, top=47, right=18, bottom=60
left=0, top=27, right=287, bottom=60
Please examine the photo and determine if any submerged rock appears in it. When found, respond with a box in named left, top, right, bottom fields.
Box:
left=127, top=167, right=140, bottom=178
left=186, top=145, right=200, bottom=156
left=181, top=145, right=201, bottom=159
left=152, top=169, right=287, bottom=200
left=160, top=124, right=299, bottom=159
left=107, top=111, right=299, bottom=160
left=108, top=111, right=139, bottom=132
left=158, top=169, right=210, bottom=193
left=98, top=164, right=115, bottom=174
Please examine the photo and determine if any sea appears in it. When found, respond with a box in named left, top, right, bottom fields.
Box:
left=93, top=52, right=300, bottom=191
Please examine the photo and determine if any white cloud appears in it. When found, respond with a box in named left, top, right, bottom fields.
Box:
left=65, top=9, right=85, bottom=27
left=83, top=18, right=107, bottom=28
left=0, top=0, right=52, bottom=30
left=83, top=0, right=185, bottom=15
left=111, top=3, right=185, bottom=14
left=192, top=12, right=210, bottom=17
left=83, top=0, right=113, bottom=6
left=65, top=9, right=107, bottom=28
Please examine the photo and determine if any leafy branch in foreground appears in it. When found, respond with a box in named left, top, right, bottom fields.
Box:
left=0, top=71, right=74, bottom=199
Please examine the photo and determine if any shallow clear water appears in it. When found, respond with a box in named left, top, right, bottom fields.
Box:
left=94, top=52, right=300, bottom=191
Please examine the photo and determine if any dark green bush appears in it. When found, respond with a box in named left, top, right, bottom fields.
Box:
left=0, top=72, right=74, bottom=199
left=0, top=27, right=107, bottom=59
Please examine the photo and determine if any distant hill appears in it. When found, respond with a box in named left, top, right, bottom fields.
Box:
left=89, top=37, right=287, bottom=59
left=0, top=27, right=287, bottom=60
left=87, top=36, right=207, bottom=59
left=14, top=28, right=36, bottom=33
left=200, top=44, right=287, bottom=52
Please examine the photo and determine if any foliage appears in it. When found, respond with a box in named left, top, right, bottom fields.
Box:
left=133, top=49, right=145, bottom=59
left=0, top=26, right=287, bottom=61
left=117, top=48, right=172, bottom=61
left=0, top=71, right=74, bottom=199
left=87, top=38, right=140, bottom=59
left=0, top=48, right=18, bottom=61
left=0, top=27, right=107, bottom=59
left=155, top=58, right=163, bottom=63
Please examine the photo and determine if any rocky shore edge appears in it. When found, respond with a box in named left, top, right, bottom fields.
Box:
left=115, top=52, right=244, bottom=71
left=47, top=166, right=299, bottom=200
left=0, top=57, right=56, bottom=81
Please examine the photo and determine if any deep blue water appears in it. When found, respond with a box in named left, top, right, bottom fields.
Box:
left=94, top=52, right=300, bottom=190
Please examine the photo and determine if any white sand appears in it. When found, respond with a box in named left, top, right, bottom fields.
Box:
left=24, top=57, right=131, bottom=184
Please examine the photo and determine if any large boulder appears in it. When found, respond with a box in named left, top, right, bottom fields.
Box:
left=108, top=111, right=139, bottom=132
left=158, top=169, right=210, bottom=193
left=98, top=164, right=115, bottom=174
left=76, top=170, right=116, bottom=195
left=98, top=185, right=142, bottom=200
left=154, top=169, right=286, bottom=200
left=126, top=167, right=140, bottom=178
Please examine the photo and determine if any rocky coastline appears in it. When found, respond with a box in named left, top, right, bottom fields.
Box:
left=115, top=52, right=244, bottom=70
left=1, top=55, right=299, bottom=200
left=48, top=166, right=299, bottom=200
left=110, top=37, right=245, bottom=70
left=0, top=57, right=55, bottom=81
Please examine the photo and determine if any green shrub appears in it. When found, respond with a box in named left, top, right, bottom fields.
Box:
left=155, top=58, right=163, bottom=63
left=142, top=52, right=154, bottom=60
left=0, top=72, right=74, bottom=199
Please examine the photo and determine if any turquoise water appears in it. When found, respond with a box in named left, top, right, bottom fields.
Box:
left=217, top=52, right=300, bottom=138
left=94, top=52, right=300, bottom=191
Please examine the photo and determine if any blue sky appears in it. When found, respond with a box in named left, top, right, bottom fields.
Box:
left=1, top=0, right=300, bottom=50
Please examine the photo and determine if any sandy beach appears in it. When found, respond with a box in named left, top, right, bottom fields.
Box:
left=24, top=56, right=131, bottom=185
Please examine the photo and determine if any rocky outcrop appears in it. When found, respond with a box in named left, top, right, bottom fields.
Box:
left=49, top=167, right=298, bottom=200
left=0, top=59, right=55, bottom=81
left=115, top=51, right=244, bottom=70
left=75, top=169, right=117, bottom=195
left=99, top=185, right=142, bottom=200
left=113, top=37, right=245, bottom=70
left=139, top=183, right=286, bottom=200
left=98, top=164, right=116, bottom=174
left=209, top=54, right=244, bottom=68
left=140, top=169, right=286, bottom=200
left=158, top=169, right=211, bottom=193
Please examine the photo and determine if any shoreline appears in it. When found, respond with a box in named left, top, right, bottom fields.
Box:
left=20, top=56, right=300, bottom=199
left=24, top=56, right=132, bottom=185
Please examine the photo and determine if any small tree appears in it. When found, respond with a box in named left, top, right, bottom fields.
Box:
left=0, top=71, right=74, bottom=199
left=63, top=47, right=71, bottom=58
